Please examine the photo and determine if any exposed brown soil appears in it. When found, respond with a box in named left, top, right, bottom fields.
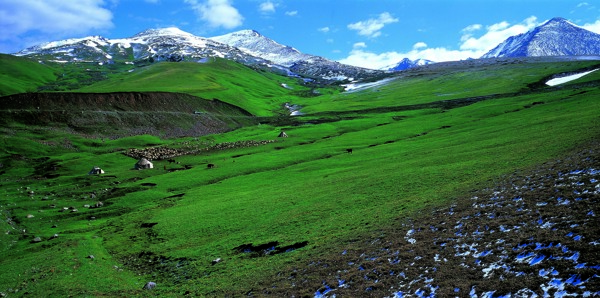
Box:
left=0, top=92, right=256, bottom=138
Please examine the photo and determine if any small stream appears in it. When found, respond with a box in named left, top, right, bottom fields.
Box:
left=284, top=102, right=303, bottom=116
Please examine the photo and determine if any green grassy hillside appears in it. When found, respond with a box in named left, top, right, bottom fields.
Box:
left=0, top=58, right=599, bottom=296
left=0, top=54, right=57, bottom=96
left=76, top=59, right=316, bottom=116
left=0, top=56, right=320, bottom=117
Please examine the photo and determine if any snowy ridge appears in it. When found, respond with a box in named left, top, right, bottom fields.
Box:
left=383, top=58, right=436, bottom=71
left=15, top=27, right=274, bottom=68
left=482, top=17, right=600, bottom=58
left=210, top=30, right=308, bottom=67
left=15, top=27, right=382, bottom=81
left=209, top=29, right=381, bottom=80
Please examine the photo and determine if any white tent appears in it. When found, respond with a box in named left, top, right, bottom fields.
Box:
left=88, top=166, right=105, bottom=175
left=135, top=158, right=153, bottom=170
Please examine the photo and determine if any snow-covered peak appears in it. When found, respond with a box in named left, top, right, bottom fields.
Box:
left=543, top=17, right=578, bottom=28
left=482, top=16, right=600, bottom=58
left=36, top=36, right=104, bottom=50
left=132, top=27, right=196, bottom=38
left=14, top=26, right=383, bottom=81
left=210, top=29, right=306, bottom=67
left=383, top=58, right=435, bottom=71
left=16, top=35, right=110, bottom=55
left=218, top=29, right=262, bottom=39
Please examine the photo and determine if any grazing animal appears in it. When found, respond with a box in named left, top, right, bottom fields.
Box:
left=167, top=159, right=176, bottom=163
left=346, top=148, right=353, bottom=154
left=207, top=163, right=216, bottom=169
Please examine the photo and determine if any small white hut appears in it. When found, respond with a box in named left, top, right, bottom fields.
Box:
left=88, top=166, right=105, bottom=175
left=135, top=158, right=153, bottom=170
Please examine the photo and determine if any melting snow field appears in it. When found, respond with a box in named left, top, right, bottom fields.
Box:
left=546, top=69, right=598, bottom=86
left=300, top=147, right=600, bottom=297
left=342, top=78, right=396, bottom=93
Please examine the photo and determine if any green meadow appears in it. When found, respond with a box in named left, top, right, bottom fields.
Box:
left=0, top=55, right=599, bottom=296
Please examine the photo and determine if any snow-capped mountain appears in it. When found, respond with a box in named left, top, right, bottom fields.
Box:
left=482, top=17, right=600, bottom=58
left=209, top=30, right=308, bottom=67
left=16, top=27, right=266, bottom=65
left=209, top=29, right=380, bottom=80
left=383, top=58, right=435, bottom=71
left=14, top=27, right=382, bottom=81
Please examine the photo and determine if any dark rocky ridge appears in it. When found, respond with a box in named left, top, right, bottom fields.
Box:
left=0, top=92, right=256, bottom=138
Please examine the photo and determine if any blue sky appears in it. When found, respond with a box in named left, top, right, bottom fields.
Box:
left=1, top=0, right=599, bottom=68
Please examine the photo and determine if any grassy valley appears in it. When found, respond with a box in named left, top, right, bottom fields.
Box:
left=0, top=55, right=599, bottom=296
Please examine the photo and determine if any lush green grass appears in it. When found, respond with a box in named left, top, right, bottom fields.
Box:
left=0, top=54, right=57, bottom=96
left=0, top=59, right=599, bottom=296
left=297, top=60, right=600, bottom=113
left=0, top=56, right=316, bottom=117
left=76, top=59, right=314, bottom=116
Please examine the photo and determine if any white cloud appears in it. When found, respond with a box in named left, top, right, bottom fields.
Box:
left=338, top=47, right=478, bottom=70
left=461, top=24, right=481, bottom=42
left=413, top=42, right=427, bottom=50
left=462, top=24, right=483, bottom=32
left=259, top=1, right=276, bottom=14
left=338, top=16, right=543, bottom=69
left=0, top=0, right=113, bottom=52
left=583, top=19, right=600, bottom=34
left=577, top=2, right=589, bottom=8
left=0, top=0, right=113, bottom=37
left=353, top=42, right=367, bottom=49
left=347, top=12, right=398, bottom=38
left=460, top=16, right=539, bottom=52
left=318, top=27, right=330, bottom=33
left=571, top=2, right=595, bottom=14
left=285, top=10, right=298, bottom=16
left=184, top=0, right=243, bottom=29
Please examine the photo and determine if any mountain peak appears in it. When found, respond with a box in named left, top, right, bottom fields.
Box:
left=383, top=58, right=435, bottom=71
left=546, top=17, right=568, bottom=23
left=209, top=30, right=306, bottom=67
left=482, top=16, right=600, bottom=58
left=233, top=29, right=263, bottom=37
left=540, top=17, right=580, bottom=29
left=133, top=27, right=195, bottom=38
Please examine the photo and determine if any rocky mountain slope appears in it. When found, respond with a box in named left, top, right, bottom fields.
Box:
left=14, top=28, right=381, bottom=81
left=209, top=30, right=310, bottom=67
left=482, top=17, right=600, bottom=58
left=209, top=29, right=380, bottom=80
left=16, top=27, right=262, bottom=64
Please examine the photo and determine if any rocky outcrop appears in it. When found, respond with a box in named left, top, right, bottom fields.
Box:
left=0, top=92, right=257, bottom=138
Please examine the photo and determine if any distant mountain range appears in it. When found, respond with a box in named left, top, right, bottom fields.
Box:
left=13, top=17, right=600, bottom=79
left=382, top=58, right=435, bottom=71
left=14, top=27, right=380, bottom=82
left=482, top=17, right=600, bottom=58
left=209, top=29, right=384, bottom=80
